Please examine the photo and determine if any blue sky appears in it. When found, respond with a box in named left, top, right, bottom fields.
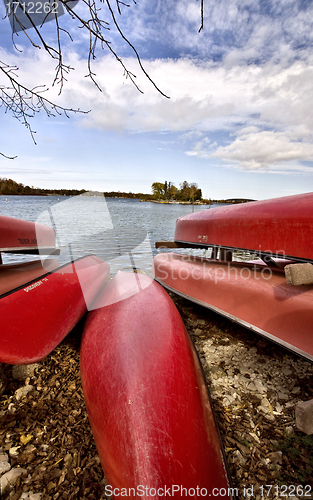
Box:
left=1, top=0, right=313, bottom=199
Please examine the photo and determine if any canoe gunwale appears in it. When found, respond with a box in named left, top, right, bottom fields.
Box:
left=182, top=312, right=238, bottom=498
left=0, top=247, right=60, bottom=255
left=0, top=253, right=98, bottom=300
left=154, top=277, right=313, bottom=364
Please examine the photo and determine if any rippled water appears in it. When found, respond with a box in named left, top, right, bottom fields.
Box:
left=0, top=195, right=220, bottom=275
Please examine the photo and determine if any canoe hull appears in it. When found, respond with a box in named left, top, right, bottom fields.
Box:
left=0, top=215, right=56, bottom=254
left=175, top=192, right=313, bottom=262
left=80, top=272, right=232, bottom=498
left=0, top=255, right=110, bottom=364
left=153, top=253, right=313, bottom=362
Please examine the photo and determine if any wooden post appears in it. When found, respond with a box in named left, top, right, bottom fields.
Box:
left=220, top=248, right=233, bottom=262
left=211, top=247, right=218, bottom=260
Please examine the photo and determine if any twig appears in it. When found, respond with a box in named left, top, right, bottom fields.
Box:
left=199, top=0, right=204, bottom=32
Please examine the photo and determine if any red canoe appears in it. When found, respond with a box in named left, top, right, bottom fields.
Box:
left=0, top=255, right=110, bottom=364
left=0, top=215, right=57, bottom=255
left=174, top=192, right=313, bottom=262
left=80, top=272, right=233, bottom=499
left=153, top=253, right=313, bottom=362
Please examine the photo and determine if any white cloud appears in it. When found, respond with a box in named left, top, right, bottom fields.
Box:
left=2, top=30, right=313, bottom=175
left=211, top=131, right=313, bottom=173
left=110, top=0, right=313, bottom=65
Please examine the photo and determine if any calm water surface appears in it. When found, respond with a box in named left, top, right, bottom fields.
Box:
left=0, top=195, right=220, bottom=275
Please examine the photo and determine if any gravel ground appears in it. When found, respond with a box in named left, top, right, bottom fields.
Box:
left=0, top=291, right=312, bottom=500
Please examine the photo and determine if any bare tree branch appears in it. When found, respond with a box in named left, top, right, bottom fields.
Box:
left=0, top=61, right=89, bottom=147
left=199, top=0, right=204, bottom=33
left=0, top=151, right=18, bottom=159
left=104, top=0, right=170, bottom=98
left=1, top=0, right=203, bottom=157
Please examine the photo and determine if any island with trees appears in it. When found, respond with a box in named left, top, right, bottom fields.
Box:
left=0, top=177, right=254, bottom=204
left=151, top=181, right=204, bottom=203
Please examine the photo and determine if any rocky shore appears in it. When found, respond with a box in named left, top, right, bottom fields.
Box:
left=0, top=292, right=312, bottom=499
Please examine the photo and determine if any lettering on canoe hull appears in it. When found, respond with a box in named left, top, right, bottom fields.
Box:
left=24, top=277, right=48, bottom=292
left=198, top=235, right=208, bottom=242
left=18, top=238, right=43, bottom=245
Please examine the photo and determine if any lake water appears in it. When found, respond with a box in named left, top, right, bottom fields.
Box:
left=0, top=195, right=220, bottom=276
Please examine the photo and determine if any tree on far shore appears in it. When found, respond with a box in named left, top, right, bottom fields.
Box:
left=151, top=180, right=202, bottom=202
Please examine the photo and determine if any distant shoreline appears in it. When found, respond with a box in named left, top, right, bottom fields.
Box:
left=146, top=199, right=211, bottom=205
left=0, top=194, right=254, bottom=204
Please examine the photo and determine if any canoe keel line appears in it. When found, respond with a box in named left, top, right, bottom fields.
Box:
left=81, top=272, right=234, bottom=499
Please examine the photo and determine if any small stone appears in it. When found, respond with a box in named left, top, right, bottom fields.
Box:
left=20, top=491, right=43, bottom=499
left=193, top=328, right=203, bottom=337
left=259, top=398, right=271, bottom=411
left=0, top=467, right=27, bottom=496
left=285, top=401, right=295, bottom=408
left=0, top=366, right=7, bottom=397
left=209, top=366, right=227, bottom=379
left=12, top=364, right=39, bottom=381
left=239, top=364, right=253, bottom=376
left=0, top=460, right=11, bottom=476
left=68, top=381, right=76, bottom=392
left=63, top=453, right=72, bottom=468
left=295, top=399, right=313, bottom=435
left=261, top=457, right=271, bottom=466
left=285, top=426, right=294, bottom=435
left=196, top=319, right=206, bottom=326
left=7, top=403, right=16, bottom=415
left=277, top=391, right=289, bottom=400
left=0, top=448, right=11, bottom=476
left=282, top=368, right=292, bottom=376
left=247, top=382, right=257, bottom=391
left=187, top=319, right=198, bottom=328
left=0, top=449, right=9, bottom=461
left=291, top=386, right=301, bottom=394
left=9, top=446, right=21, bottom=458
left=264, top=413, right=275, bottom=422
left=15, top=385, right=34, bottom=401
left=249, top=347, right=257, bottom=354
left=254, top=379, right=267, bottom=393
left=223, top=395, right=235, bottom=407
left=205, top=346, right=216, bottom=354
left=232, top=449, right=246, bottom=465
left=268, top=451, right=283, bottom=464
left=249, top=432, right=261, bottom=444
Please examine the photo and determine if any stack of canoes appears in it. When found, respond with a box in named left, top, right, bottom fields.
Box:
left=1, top=213, right=235, bottom=498
left=2, top=192, right=312, bottom=498
left=0, top=215, right=110, bottom=364
left=154, top=192, right=313, bottom=362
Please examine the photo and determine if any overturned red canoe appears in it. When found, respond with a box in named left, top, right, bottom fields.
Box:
left=80, top=272, right=233, bottom=499
left=0, top=255, right=110, bottom=364
left=174, top=192, right=313, bottom=262
left=0, top=215, right=57, bottom=254
left=153, top=253, right=313, bottom=362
